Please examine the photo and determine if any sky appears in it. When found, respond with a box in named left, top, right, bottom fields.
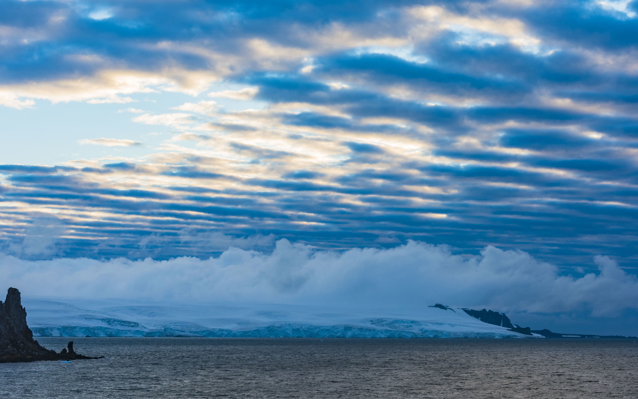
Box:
left=2, top=0, right=638, bottom=334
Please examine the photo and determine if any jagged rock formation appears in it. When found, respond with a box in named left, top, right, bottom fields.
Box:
left=509, top=326, right=532, bottom=335
left=461, top=307, right=637, bottom=338
left=429, top=304, right=455, bottom=312
left=0, top=288, right=101, bottom=363
left=462, top=308, right=515, bottom=329
left=462, top=308, right=534, bottom=335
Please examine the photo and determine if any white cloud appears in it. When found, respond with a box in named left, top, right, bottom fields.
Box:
left=408, top=5, right=541, bottom=51
left=595, top=0, right=637, bottom=18
left=178, top=229, right=275, bottom=250
left=130, top=230, right=276, bottom=258
left=6, top=217, right=65, bottom=258
left=133, top=112, right=193, bottom=128
left=89, top=9, right=114, bottom=21
left=0, top=69, right=218, bottom=106
left=118, top=108, right=145, bottom=114
left=209, top=87, right=259, bottom=100
left=79, top=138, right=144, bottom=147
left=87, top=96, right=135, bottom=104
left=1, top=240, right=636, bottom=319
left=172, top=100, right=219, bottom=115
left=0, top=93, right=35, bottom=110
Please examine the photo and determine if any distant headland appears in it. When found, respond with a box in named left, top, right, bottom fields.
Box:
left=433, top=304, right=636, bottom=339
left=0, top=288, right=102, bottom=363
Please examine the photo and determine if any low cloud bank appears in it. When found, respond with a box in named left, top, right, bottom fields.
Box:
left=2, top=240, right=637, bottom=320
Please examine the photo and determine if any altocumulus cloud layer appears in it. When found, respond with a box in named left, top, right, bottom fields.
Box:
left=2, top=0, right=638, bottom=294
left=3, top=240, right=638, bottom=334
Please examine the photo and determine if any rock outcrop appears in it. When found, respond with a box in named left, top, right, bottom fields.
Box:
left=0, top=287, right=101, bottom=363
left=461, top=307, right=638, bottom=338
left=462, top=308, right=535, bottom=335
left=462, top=308, right=515, bottom=329
left=429, top=304, right=455, bottom=312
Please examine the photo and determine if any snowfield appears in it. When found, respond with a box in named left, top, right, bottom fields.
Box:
left=23, top=298, right=535, bottom=338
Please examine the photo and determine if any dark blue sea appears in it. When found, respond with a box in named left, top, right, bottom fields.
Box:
left=1, top=338, right=637, bottom=398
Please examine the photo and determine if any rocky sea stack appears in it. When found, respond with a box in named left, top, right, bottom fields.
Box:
left=0, top=287, right=101, bottom=363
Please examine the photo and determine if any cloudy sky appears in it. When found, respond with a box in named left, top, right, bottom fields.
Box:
left=2, top=0, right=638, bottom=332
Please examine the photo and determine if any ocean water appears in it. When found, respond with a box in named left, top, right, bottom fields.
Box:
left=1, top=338, right=637, bottom=398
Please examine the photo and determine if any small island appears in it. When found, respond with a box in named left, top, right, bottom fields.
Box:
left=0, top=287, right=102, bottom=363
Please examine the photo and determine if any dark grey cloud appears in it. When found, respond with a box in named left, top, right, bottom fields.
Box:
left=316, top=52, right=530, bottom=102
left=0, top=0, right=441, bottom=84
left=0, top=165, right=74, bottom=174
left=104, top=162, right=137, bottom=170
left=419, top=34, right=598, bottom=86
left=499, top=129, right=598, bottom=151
left=344, top=142, right=385, bottom=154
left=283, top=170, right=325, bottom=179
left=521, top=3, right=638, bottom=51
left=282, top=112, right=356, bottom=130
left=230, top=142, right=294, bottom=160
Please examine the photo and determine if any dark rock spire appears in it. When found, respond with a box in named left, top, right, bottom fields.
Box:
left=0, top=287, right=101, bottom=362
left=3, top=288, right=32, bottom=339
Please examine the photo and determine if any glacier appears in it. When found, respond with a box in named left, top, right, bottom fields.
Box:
left=23, top=298, right=538, bottom=338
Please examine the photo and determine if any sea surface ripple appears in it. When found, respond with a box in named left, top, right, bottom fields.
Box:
left=1, top=338, right=637, bottom=398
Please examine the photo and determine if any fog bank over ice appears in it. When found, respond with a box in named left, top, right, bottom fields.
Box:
left=2, top=240, right=637, bottom=324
